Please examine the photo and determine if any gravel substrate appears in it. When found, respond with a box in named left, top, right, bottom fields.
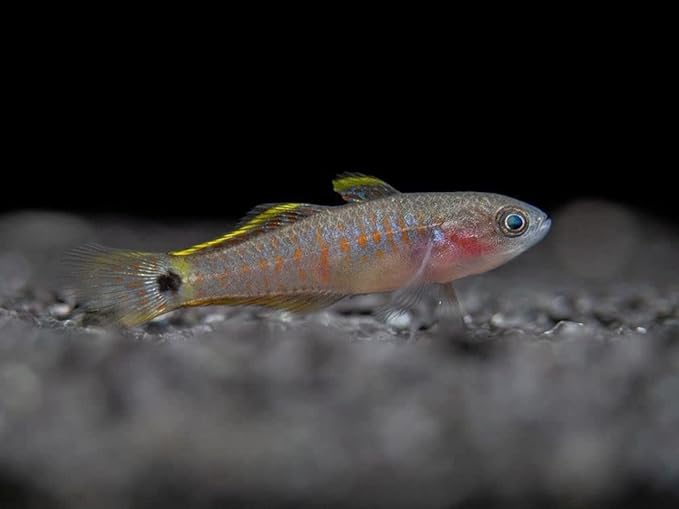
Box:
left=1, top=202, right=679, bottom=508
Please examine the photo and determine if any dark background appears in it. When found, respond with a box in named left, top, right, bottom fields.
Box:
left=3, top=13, right=679, bottom=509
left=5, top=23, right=673, bottom=225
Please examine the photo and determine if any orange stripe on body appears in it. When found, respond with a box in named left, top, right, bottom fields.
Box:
left=319, top=246, right=329, bottom=282
left=357, top=231, right=368, bottom=248
left=256, top=261, right=270, bottom=292
left=383, top=216, right=396, bottom=251
left=340, top=238, right=350, bottom=253
left=398, top=216, right=410, bottom=246
left=291, top=241, right=306, bottom=283
left=368, top=212, right=381, bottom=245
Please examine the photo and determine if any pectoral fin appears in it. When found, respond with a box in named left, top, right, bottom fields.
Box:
left=377, top=283, right=465, bottom=334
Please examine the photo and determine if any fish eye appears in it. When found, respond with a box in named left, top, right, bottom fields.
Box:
left=505, top=214, right=525, bottom=231
left=497, top=208, right=529, bottom=236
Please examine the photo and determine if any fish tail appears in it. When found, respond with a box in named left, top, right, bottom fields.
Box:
left=65, top=244, right=187, bottom=326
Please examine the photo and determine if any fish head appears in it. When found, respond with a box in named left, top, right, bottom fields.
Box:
left=428, top=192, right=551, bottom=281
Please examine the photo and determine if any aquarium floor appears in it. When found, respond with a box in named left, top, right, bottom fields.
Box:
left=1, top=204, right=679, bottom=508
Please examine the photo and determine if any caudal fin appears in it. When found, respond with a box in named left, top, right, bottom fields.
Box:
left=65, top=244, right=183, bottom=326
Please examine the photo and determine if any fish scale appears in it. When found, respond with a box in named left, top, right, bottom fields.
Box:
left=68, top=174, right=551, bottom=326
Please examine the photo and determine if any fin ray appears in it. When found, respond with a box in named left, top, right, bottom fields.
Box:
left=65, top=244, right=180, bottom=326
left=185, top=292, right=344, bottom=312
left=377, top=283, right=464, bottom=332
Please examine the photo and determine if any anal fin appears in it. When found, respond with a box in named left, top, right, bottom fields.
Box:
left=186, top=292, right=345, bottom=313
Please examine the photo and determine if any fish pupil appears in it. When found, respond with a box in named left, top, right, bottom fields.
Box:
left=157, top=271, right=182, bottom=293
left=505, top=214, right=524, bottom=231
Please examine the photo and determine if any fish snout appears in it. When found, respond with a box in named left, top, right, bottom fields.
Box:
left=541, top=216, right=552, bottom=233
left=534, top=215, right=552, bottom=242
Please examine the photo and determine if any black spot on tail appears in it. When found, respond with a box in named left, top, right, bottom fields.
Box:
left=157, top=271, right=182, bottom=293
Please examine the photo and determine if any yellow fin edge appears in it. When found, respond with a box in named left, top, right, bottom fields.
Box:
left=170, top=203, right=301, bottom=256
left=332, top=175, right=389, bottom=193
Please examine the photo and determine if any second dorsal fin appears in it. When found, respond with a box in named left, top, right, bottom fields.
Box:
left=171, top=203, right=327, bottom=256
left=332, top=172, right=400, bottom=202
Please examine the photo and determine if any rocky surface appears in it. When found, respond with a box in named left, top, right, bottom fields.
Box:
left=1, top=202, right=679, bottom=508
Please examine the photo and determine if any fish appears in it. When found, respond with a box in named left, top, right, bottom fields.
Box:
left=67, top=173, right=551, bottom=326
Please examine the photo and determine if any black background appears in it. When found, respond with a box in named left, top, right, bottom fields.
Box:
left=5, top=22, right=673, bottom=225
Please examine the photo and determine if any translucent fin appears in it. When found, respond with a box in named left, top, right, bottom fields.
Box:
left=434, top=283, right=463, bottom=320
left=433, top=282, right=466, bottom=336
left=376, top=284, right=431, bottom=324
left=377, top=283, right=464, bottom=333
left=332, top=172, right=400, bottom=202
left=185, top=292, right=344, bottom=312
left=65, top=244, right=182, bottom=326
left=171, top=203, right=327, bottom=256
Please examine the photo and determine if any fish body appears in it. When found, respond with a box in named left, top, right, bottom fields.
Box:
left=69, top=175, right=551, bottom=326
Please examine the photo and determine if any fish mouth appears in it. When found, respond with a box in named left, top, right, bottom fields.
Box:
left=533, top=216, right=552, bottom=243
left=540, top=217, right=552, bottom=234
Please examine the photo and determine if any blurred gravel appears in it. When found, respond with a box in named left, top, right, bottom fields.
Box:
left=1, top=202, right=679, bottom=508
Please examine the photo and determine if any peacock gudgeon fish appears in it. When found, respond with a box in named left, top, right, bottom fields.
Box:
left=68, top=174, right=551, bottom=326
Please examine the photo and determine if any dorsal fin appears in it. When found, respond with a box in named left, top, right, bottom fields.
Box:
left=332, top=172, right=400, bottom=203
left=171, top=203, right=327, bottom=256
